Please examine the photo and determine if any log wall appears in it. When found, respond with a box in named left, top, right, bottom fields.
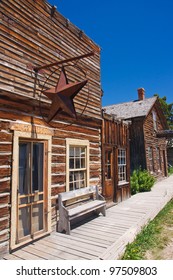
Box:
left=0, top=0, right=102, bottom=257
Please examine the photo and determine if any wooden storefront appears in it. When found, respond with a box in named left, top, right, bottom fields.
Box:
left=102, top=113, right=131, bottom=204
left=0, top=0, right=102, bottom=257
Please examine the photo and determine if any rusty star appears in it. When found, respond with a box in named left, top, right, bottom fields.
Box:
left=42, top=67, right=87, bottom=122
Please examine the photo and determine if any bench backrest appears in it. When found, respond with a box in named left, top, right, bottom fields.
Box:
left=59, top=186, right=98, bottom=203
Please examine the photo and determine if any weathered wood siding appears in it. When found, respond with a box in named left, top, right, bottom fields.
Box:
left=167, top=147, right=173, bottom=166
left=129, top=103, right=168, bottom=178
left=0, top=0, right=101, bottom=119
left=0, top=0, right=102, bottom=257
left=129, top=117, right=146, bottom=172
left=144, top=106, right=168, bottom=177
left=102, top=114, right=130, bottom=203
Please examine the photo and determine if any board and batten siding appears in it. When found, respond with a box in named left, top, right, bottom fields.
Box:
left=0, top=0, right=102, bottom=257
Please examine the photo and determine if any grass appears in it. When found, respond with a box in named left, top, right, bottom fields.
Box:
left=122, top=199, right=173, bottom=260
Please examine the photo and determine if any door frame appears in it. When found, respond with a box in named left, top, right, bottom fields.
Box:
left=10, top=130, right=52, bottom=250
left=103, top=146, right=115, bottom=201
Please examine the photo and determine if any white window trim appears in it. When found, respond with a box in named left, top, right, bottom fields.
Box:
left=11, top=130, right=52, bottom=250
left=118, top=148, right=127, bottom=184
left=66, top=138, right=89, bottom=192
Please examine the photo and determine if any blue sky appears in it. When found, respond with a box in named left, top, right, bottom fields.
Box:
left=49, top=0, right=173, bottom=106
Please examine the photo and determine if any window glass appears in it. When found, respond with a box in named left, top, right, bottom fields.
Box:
left=118, top=149, right=127, bottom=182
left=69, top=146, right=87, bottom=191
left=19, top=143, right=30, bottom=195
left=19, top=142, right=44, bottom=194
left=105, top=150, right=112, bottom=180
left=32, top=143, right=43, bottom=192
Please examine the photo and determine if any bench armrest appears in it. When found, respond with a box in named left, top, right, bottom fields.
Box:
left=95, top=186, right=106, bottom=201
left=58, top=194, right=69, bottom=218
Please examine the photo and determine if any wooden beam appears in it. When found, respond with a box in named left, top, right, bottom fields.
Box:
left=34, top=51, right=95, bottom=72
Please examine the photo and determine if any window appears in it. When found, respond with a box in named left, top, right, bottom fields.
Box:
left=19, top=142, right=44, bottom=194
left=148, top=146, right=154, bottom=172
left=118, top=149, right=127, bottom=183
left=66, top=139, right=89, bottom=191
left=105, top=150, right=112, bottom=180
left=152, top=110, right=157, bottom=131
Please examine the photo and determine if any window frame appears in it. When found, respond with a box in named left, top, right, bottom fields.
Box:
left=118, top=148, right=127, bottom=184
left=66, top=138, right=89, bottom=191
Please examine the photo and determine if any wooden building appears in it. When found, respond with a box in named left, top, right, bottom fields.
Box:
left=0, top=0, right=103, bottom=257
left=157, top=130, right=173, bottom=167
left=104, top=88, right=168, bottom=178
left=102, top=113, right=131, bottom=204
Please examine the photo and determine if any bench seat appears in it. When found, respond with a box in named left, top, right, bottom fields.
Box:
left=68, top=199, right=106, bottom=219
left=58, top=186, right=106, bottom=234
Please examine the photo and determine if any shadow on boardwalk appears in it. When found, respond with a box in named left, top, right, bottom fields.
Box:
left=3, top=175, right=173, bottom=260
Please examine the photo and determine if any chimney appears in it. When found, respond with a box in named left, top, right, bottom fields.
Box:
left=137, top=88, right=145, bottom=101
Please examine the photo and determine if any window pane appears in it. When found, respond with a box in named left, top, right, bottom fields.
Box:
left=32, top=204, right=43, bottom=232
left=69, top=171, right=74, bottom=183
left=70, top=147, right=74, bottom=157
left=76, top=158, right=80, bottom=169
left=32, top=143, right=43, bottom=192
left=81, top=158, right=85, bottom=168
left=75, top=147, right=80, bottom=157
left=69, top=158, right=74, bottom=169
left=18, top=206, right=31, bottom=239
left=69, top=182, right=73, bottom=191
left=80, top=147, right=86, bottom=157
left=19, top=143, right=30, bottom=195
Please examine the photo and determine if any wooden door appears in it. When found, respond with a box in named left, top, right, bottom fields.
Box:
left=104, top=149, right=114, bottom=200
left=17, top=140, right=48, bottom=244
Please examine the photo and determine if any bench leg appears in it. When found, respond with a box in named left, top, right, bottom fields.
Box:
left=100, top=206, right=106, bottom=217
left=58, top=218, right=64, bottom=233
left=95, top=206, right=106, bottom=217
left=65, top=220, right=71, bottom=235
left=58, top=218, right=71, bottom=234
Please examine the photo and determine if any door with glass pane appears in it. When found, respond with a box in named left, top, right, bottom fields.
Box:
left=104, top=148, right=114, bottom=200
left=17, top=140, right=47, bottom=244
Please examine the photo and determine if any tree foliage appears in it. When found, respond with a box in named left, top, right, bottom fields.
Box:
left=154, top=94, right=173, bottom=129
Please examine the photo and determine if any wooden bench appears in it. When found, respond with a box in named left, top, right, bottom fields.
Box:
left=58, top=186, right=106, bottom=234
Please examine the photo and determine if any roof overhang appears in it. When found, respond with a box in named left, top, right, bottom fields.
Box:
left=156, top=130, right=173, bottom=139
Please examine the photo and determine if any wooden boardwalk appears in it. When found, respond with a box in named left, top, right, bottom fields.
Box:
left=3, top=175, right=173, bottom=260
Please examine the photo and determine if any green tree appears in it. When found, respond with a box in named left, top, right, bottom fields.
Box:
left=154, top=94, right=173, bottom=129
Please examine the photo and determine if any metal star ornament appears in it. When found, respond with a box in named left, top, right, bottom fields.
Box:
left=42, top=67, right=87, bottom=122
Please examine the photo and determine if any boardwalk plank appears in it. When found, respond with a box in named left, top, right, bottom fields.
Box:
left=37, top=239, right=98, bottom=260
left=52, top=231, right=108, bottom=249
left=46, top=234, right=105, bottom=254
left=12, top=249, right=43, bottom=260
left=3, top=176, right=173, bottom=260
left=22, top=244, right=63, bottom=260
